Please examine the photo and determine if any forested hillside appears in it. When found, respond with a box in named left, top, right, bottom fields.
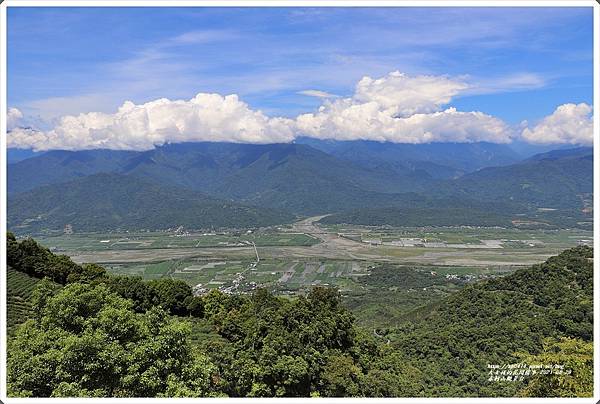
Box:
left=5, top=233, right=594, bottom=397
left=8, top=173, right=294, bottom=233
left=319, top=199, right=517, bottom=228
left=7, top=144, right=593, bottom=231
left=392, top=245, right=593, bottom=396
left=450, top=151, right=592, bottom=210
left=319, top=147, right=593, bottom=229
left=298, top=138, right=522, bottom=178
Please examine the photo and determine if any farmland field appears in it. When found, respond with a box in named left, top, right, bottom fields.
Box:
left=19, top=214, right=590, bottom=329
left=36, top=231, right=319, bottom=252
left=30, top=217, right=592, bottom=306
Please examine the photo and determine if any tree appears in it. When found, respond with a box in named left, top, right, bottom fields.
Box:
left=7, top=283, right=217, bottom=397
left=66, top=263, right=107, bottom=284
left=185, top=296, right=204, bottom=317
left=517, top=337, right=593, bottom=398
left=102, top=275, right=156, bottom=312
left=29, top=277, right=58, bottom=322
left=319, top=354, right=361, bottom=397
left=147, top=278, right=193, bottom=316
left=7, top=232, right=22, bottom=267
left=200, top=287, right=361, bottom=397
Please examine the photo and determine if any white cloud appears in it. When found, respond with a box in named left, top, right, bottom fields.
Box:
left=12, top=71, right=588, bottom=151
left=8, top=93, right=295, bottom=151
left=352, top=71, right=468, bottom=117
left=297, top=105, right=512, bottom=144
left=297, top=90, right=338, bottom=98
left=169, top=29, right=239, bottom=45
left=467, top=73, right=547, bottom=95
left=7, top=127, right=49, bottom=150
left=521, top=103, right=593, bottom=145
left=295, top=71, right=513, bottom=144
left=7, top=108, right=24, bottom=130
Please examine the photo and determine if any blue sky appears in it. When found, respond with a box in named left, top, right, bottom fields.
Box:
left=6, top=7, right=594, bottom=150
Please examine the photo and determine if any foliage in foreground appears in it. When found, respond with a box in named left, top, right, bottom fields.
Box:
left=517, top=337, right=593, bottom=398
left=5, top=233, right=595, bottom=397
left=7, top=282, right=218, bottom=398
left=391, top=245, right=594, bottom=397
left=6, top=267, right=59, bottom=334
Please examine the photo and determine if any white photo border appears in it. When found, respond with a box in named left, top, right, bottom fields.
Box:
left=0, top=1, right=598, bottom=403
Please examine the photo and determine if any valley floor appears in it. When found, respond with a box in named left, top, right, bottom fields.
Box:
left=32, top=217, right=592, bottom=328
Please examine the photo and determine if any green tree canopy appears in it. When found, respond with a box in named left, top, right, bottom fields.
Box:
left=7, top=282, right=217, bottom=398
left=517, top=337, right=593, bottom=398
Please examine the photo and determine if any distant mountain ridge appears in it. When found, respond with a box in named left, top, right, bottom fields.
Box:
left=7, top=148, right=44, bottom=164
left=525, top=147, right=593, bottom=162
left=7, top=142, right=593, bottom=231
left=321, top=147, right=593, bottom=228
left=450, top=147, right=593, bottom=209
left=8, top=140, right=525, bottom=194
left=8, top=149, right=137, bottom=194
left=8, top=142, right=437, bottom=215
left=296, top=138, right=523, bottom=179
left=8, top=173, right=294, bottom=233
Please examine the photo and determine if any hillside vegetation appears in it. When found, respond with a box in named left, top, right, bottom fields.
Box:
left=450, top=152, right=592, bottom=210
left=7, top=268, right=60, bottom=334
left=319, top=200, right=516, bottom=228
left=8, top=144, right=592, bottom=232
left=6, top=233, right=593, bottom=397
left=392, top=246, right=593, bottom=396
left=8, top=173, right=294, bottom=233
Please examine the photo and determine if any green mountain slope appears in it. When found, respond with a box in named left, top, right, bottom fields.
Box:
left=319, top=198, right=518, bottom=227
left=321, top=148, right=593, bottom=228
left=8, top=143, right=436, bottom=215
left=8, top=149, right=136, bottom=194
left=450, top=150, right=592, bottom=209
left=8, top=173, right=294, bottom=233
left=392, top=245, right=593, bottom=396
left=119, top=142, right=433, bottom=214
left=7, top=267, right=61, bottom=334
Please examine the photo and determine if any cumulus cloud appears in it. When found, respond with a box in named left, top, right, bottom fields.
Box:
left=295, top=71, right=512, bottom=144
left=521, top=103, right=593, bottom=145
left=352, top=71, right=468, bottom=117
left=9, top=71, right=590, bottom=150
left=8, top=94, right=295, bottom=151
left=8, top=127, right=50, bottom=150
left=297, top=104, right=512, bottom=143
left=7, top=107, right=24, bottom=130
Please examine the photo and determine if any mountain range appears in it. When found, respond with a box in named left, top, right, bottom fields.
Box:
left=6, top=142, right=593, bottom=233
left=297, top=138, right=523, bottom=179
left=8, top=173, right=293, bottom=233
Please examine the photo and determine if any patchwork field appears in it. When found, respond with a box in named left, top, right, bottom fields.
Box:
left=37, top=231, right=319, bottom=252
left=14, top=216, right=594, bottom=331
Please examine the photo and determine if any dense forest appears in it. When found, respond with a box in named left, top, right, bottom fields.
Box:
left=5, top=233, right=594, bottom=397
